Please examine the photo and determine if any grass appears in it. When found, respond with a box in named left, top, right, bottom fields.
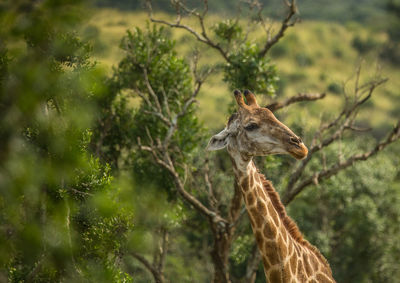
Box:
left=84, top=8, right=400, bottom=132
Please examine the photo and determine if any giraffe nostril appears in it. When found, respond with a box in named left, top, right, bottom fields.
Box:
left=289, top=137, right=302, bottom=147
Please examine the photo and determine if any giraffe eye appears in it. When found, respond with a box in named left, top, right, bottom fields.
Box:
left=244, top=123, right=259, bottom=131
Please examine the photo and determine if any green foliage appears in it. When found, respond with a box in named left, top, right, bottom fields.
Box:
left=352, top=35, right=379, bottom=54
left=1, top=0, right=399, bottom=282
left=270, top=43, right=290, bottom=58
left=94, top=25, right=203, bottom=189
left=224, top=42, right=279, bottom=94
left=213, top=19, right=243, bottom=42
left=92, top=0, right=387, bottom=24
left=295, top=53, right=314, bottom=67
left=327, top=82, right=342, bottom=94
left=381, top=0, right=400, bottom=64
left=0, top=0, right=135, bottom=281
left=289, top=141, right=400, bottom=282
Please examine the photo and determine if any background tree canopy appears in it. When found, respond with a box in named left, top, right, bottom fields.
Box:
left=0, top=0, right=399, bottom=282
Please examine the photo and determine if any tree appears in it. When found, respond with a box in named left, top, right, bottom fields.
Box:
left=1, top=0, right=399, bottom=282
left=91, top=0, right=400, bottom=282
left=381, top=0, right=400, bottom=64
left=0, top=0, right=134, bottom=281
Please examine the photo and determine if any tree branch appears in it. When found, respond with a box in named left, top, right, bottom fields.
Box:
left=283, top=75, right=388, bottom=200
left=258, top=0, right=298, bottom=57
left=266, top=92, right=326, bottom=112
left=131, top=252, right=165, bottom=283
left=243, top=243, right=262, bottom=283
left=155, top=227, right=169, bottom=273
left=282, top=120, right=400, bottom=205
left=146, top=0, right=232, bottom=63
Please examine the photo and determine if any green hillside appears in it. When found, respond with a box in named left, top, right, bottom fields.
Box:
left=84, top=9, right=399, bottom=132
left=94, top=0, right=387, bottom=24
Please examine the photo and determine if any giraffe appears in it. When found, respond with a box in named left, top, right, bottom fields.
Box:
left=207, top=90, right=335, bottom=283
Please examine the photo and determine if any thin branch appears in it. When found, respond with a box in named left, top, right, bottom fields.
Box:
left=282, top=120, right=400, bottom=205
left=146, top=0, right=232, bottom=63
left=266, top=92, right=326, bottom=112
left=204, top=158, right=218, bottom=210
left=65, top=198, right=83, bottom=276
left=284, top=77, right=388, bottom=195
left=243, top=244, right=262, bottom=283
left=258, top=0, right=298, bottom=57
left=228, top=182, right=244, bottom=229
left=143, top=68, right=163, bottom=112
left=131, top=252, right=164, bottom=283
left=155, top=227, right=169, bottom=273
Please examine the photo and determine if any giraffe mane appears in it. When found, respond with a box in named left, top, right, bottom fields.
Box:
left=257, top=171, right=331, bottom=270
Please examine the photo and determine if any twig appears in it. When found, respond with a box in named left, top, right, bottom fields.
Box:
left=258, top=0, right=298, bottom=57
left=131, top=252, right=165, bottom=283
left=284, top=76, right=388, bottom=195
left=266, top=92, right=326, bottom=112
left=146, top=0, right=232, bottom=63
left=243, top=243, right=262, bottom=283
left=282, top=120, right=400, bottom=205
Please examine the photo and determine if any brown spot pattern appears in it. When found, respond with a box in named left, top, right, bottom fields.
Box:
left=267, top=202, right=280, bottom=227
left=316, top=273, right=334, bottom=283
left=278, top=235, right=287, bottom=259
left=256, top=200, right=267, bottom=215
left=240, top=176, right=249, bottom=190
left=249, top=176, right=254, bottom=187
left=269, top=269, right=282, bottom=283
left=257, top=186, right=267, bottom=201
left=246, top=192, right=255, bottom=206
left=235, top=162, right=336, bottom=282
left=250, top=207, right=264, bottom=227
left=264, top=242, right=280, bottom=265
left=255, top=231, right=264, bottom=248
left=290, top=253, right=297, bottom=274
left=303, top=253, right=313, bottom=276
left=283, top=262, right=291, bottom=281
left=262, top=222, right=276, bottom=239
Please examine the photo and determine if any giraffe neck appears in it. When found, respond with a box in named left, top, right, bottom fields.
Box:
left=227, top=145, right=335, bottom=282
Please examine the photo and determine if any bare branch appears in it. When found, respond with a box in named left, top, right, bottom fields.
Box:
left=284, top=76, right=388, bottom=196
left=258, top=0, right=299, bottom=57
left=204, top=158, right=219, bottom=211
left=143, top=68, right=163, bottom=113
left=243, top=244, right=262, bottom=283
left=155, top=227, right=169, bottom=273
left=266, top=92, right=326, bottom=112
left=131, top=252, right=165, bottom=283
left=282, top=120, right=400, bottom=205
left=228, top=182, right=243, bottom=225
left=146, top=0, right=232, bottom=63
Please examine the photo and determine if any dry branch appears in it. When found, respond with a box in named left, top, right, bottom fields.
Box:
left=131, top=252, right=165, bottom=283
left=258, top=0, right=299, bottom=57
left=282, top=75, right=389, bottom=203
left=266, top=92, right=326, bottom=111
left=282, top=119, right=400, bottom=205
left=243, top=244, right=262, bottom=283
left=146, top=0, right=232, bottom=63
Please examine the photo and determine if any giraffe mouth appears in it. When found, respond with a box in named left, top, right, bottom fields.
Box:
left=288, top=143, right=308, bottom=160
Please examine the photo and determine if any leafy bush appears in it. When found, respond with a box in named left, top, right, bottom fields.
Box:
left=290, top=142, right=400, bottom=282
left=224, top=42, right=279, bottom=94
left=270, top=42, right=290, bottom=58
left=352, top=35, right=379, bottom=54
left=295, top=53, right=314, bottom=67
left=213, top=19, right=243, bottom=42
left=0, top=1, right=134, bottom=281
left=328, top=82, right=342, bottom=94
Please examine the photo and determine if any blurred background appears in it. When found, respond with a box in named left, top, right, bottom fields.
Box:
left=0, top=0, right=399, bottom=282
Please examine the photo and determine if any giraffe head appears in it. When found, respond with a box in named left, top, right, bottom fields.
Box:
left=207, top=90, right=308, bottom=159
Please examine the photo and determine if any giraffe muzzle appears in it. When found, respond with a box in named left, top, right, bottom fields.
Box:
left=288, top=142, right=308, bottom=159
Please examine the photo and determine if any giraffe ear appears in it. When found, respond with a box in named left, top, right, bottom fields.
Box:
left=207, top=128, right=230, bottom=151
